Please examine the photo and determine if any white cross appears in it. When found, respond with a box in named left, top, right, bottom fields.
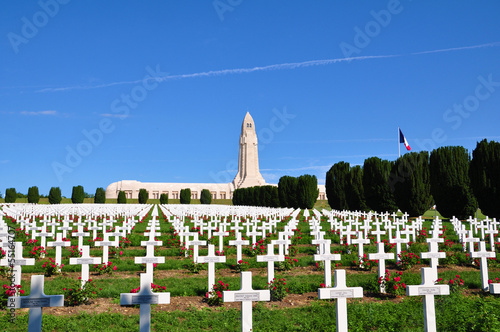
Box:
left=463, top=230, right=479, bottom=254
left=47, top=233, right=71, bottom=268
left=229, top=232, right=249, bottom=262
left=94, top=232, right=119, bottom=264
left=0, top=241, right=35, bottom=287
left=313, top=241, right=341, bottom=288
left=318, top=269, right=363, bottom=332
left=256, top=243, right=285, bottom=283
left=389, top=230, right=409, bottom=263
left=120, top=273, right=170, bottom=332
left=213, top=229, right=229, bottom=253
left=223, top=271, right=270, bottom=332
left=196, top=244, right=226, bottom=291
left=351, top=231, right=370, bottom=267
left=407, top=267, right=449, bottom=332
left=135, top=245, right=165, bottom=282
left=471, top=241, right=496, bottom=291
left=9, top=275, right=64, bottom=332
left=69, top=245, right=101, bottom=287
left=368, top=243, right=394, bottom=293
left=185, top=232, right=206, bottom=261
left=71, top=224, right=90, bottom=248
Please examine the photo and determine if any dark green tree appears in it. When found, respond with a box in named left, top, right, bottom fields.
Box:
left=27, top=186, right=40, bottom=204
left=200, top=189, right=212, bottom=204
left=470, top=139, right=500, bottom=218
left=363, top=157, right=398, bottom=213
left=430, top=146, right=477, bottom=219
left=180, top=188, right=191, bottom=204
left=346, top=165, right=368, bottom=211
left=5, top=188, right=16, bottom=203
left=296, top=174, right=319, bottom=209
left=94, top=187, right=106, bottom=204
left=278, top=176, right=299, bottom=208
left=390, top=152, right=432, bottom=217
left=138, top=188, right=149, bottom=204
left=325, top=162, right=350, bottom=210
left=159, top=193, right=169, bottom=204
left=71, top=185, right=85, bottom=204
left=117, top=191, right=127, bottom=204
left=48, top=187, right=62, bottom=204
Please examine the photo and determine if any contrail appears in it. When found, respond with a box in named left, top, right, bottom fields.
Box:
left=35, top=42, right=500, bottom=93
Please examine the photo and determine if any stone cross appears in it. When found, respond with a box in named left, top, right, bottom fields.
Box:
left=94, top=231, right=119, bottom=264
left=271, top=232, right=291, bottom=257
left=420, top=241, right=445, bottom=282
left=389, top=230, right=409, bottom=263
left=368, top=243, right=395, bottom=293
left=71, top=224, right=90, bottom=248
left=229, top=232, right=249, bottom=262
left=69, top=245, right=101, bottom=287
left=256, top=243, right=285, bottom=283
left=313, top=242, right=341, bottom=288
left=463, top=230, right=479, bottom=254
left=135, top=245, right=165, bottom=282
left=120, top=273, right=170, bottom=332
left=213, top=229, right=229, bottom=253
left=318, top=269, right=363, bottom=332
left=0, top=241, right=35, bottom=287
left=185, top=232, right=206, bottom=261
left=9, top=275, right=64, bottom=332
left=58, top=220, right=72, bottom=239
left=223, top=271, right=270, bottom=332
left=485, top=223, right=498, bottom=250
left=351, top=231, right=370, bottom=267
left=471, top=241, right=496, bottom=291
left=247, top=228, right=260, bottom=247
left=371, top=219, right=386, bottom=243
left=196, top=244, right=226, bottom=291
left=407, top=267, right=450, bottom=332
left=47, top=233, right=71, bottom=268
left=37, top=224, right=52, bottom=258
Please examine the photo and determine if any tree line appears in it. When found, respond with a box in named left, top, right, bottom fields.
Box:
left=325, top=139, right=500, bottom=219
left=232, top=174, right=319, bottom=209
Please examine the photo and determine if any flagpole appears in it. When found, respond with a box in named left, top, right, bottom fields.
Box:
left=398, top=126, right=400, bottom=158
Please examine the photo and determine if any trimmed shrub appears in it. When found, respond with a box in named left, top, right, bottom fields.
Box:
left=48, top=187, right=62, bottom=204
left=277, top=176, right=298, bottom=208
left=138, top=189, right=149, bottom=204
left=346, top=165, right=368, bottom=211
left=94, top=187, right=106, bottom=204
left=363, top=157, right=398, bottom=213
left=470, top=139, right=500, bottom=218
left=159, top=193, right=168, bottom=204
left=297, top=174, right=319, bottom=209
left=27, top=186, right=40, bottom=204
left=325, top=162, right=350, bottom=210
left=4, top=188, right=16, bottom=203
left=117, top=191, right=127, bottom=204
left=71, top=185, right=85, bottom=204
left=390, top=152, right=433, bottom=217
left=180, top=188, right=191, bottom=204
left=200, top=189, right=212, bottom=205
left=430, top=146, right=477, bottom=219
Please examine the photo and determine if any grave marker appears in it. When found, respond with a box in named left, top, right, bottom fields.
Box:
left=223, top=271, right=270, bottom=332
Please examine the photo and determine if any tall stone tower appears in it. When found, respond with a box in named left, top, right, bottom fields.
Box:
left=233, top=112, right=266, bottom=188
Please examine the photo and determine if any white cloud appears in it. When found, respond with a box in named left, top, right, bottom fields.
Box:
left=34, top=41, right=500, bottom=93
left=100, top=113, right=129, bottom=119
left=20, top=110, right=57, bottom=116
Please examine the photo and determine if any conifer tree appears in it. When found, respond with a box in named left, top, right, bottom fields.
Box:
left=138, top=188, right=149, bottom=204
left=94, top=187, right=106, bottom=204
left=363, top=157, right=397, bottom=213
left=48, top=187, right=62, bottom=204
left=200, top=189, right=212, bottom=204
left=325, top=162, right=350, bottom=210
left=27, top=186, right=40, bottom=204
left=470, top=139, right=500, bottom=218
left=391, top=152, right=432, bottom=217
left=430, top=146, right=477, bottom=219
left=117, top=191, right=127, bottom=204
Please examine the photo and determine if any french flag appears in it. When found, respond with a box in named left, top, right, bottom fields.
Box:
left=399, top=128, right=411, bottom=151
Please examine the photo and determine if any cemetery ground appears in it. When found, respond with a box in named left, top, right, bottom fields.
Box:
left=1, top=206, right=500, bottom=331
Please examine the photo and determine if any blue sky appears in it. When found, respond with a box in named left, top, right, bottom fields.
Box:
left=1, top=1, right=500, bottom=197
